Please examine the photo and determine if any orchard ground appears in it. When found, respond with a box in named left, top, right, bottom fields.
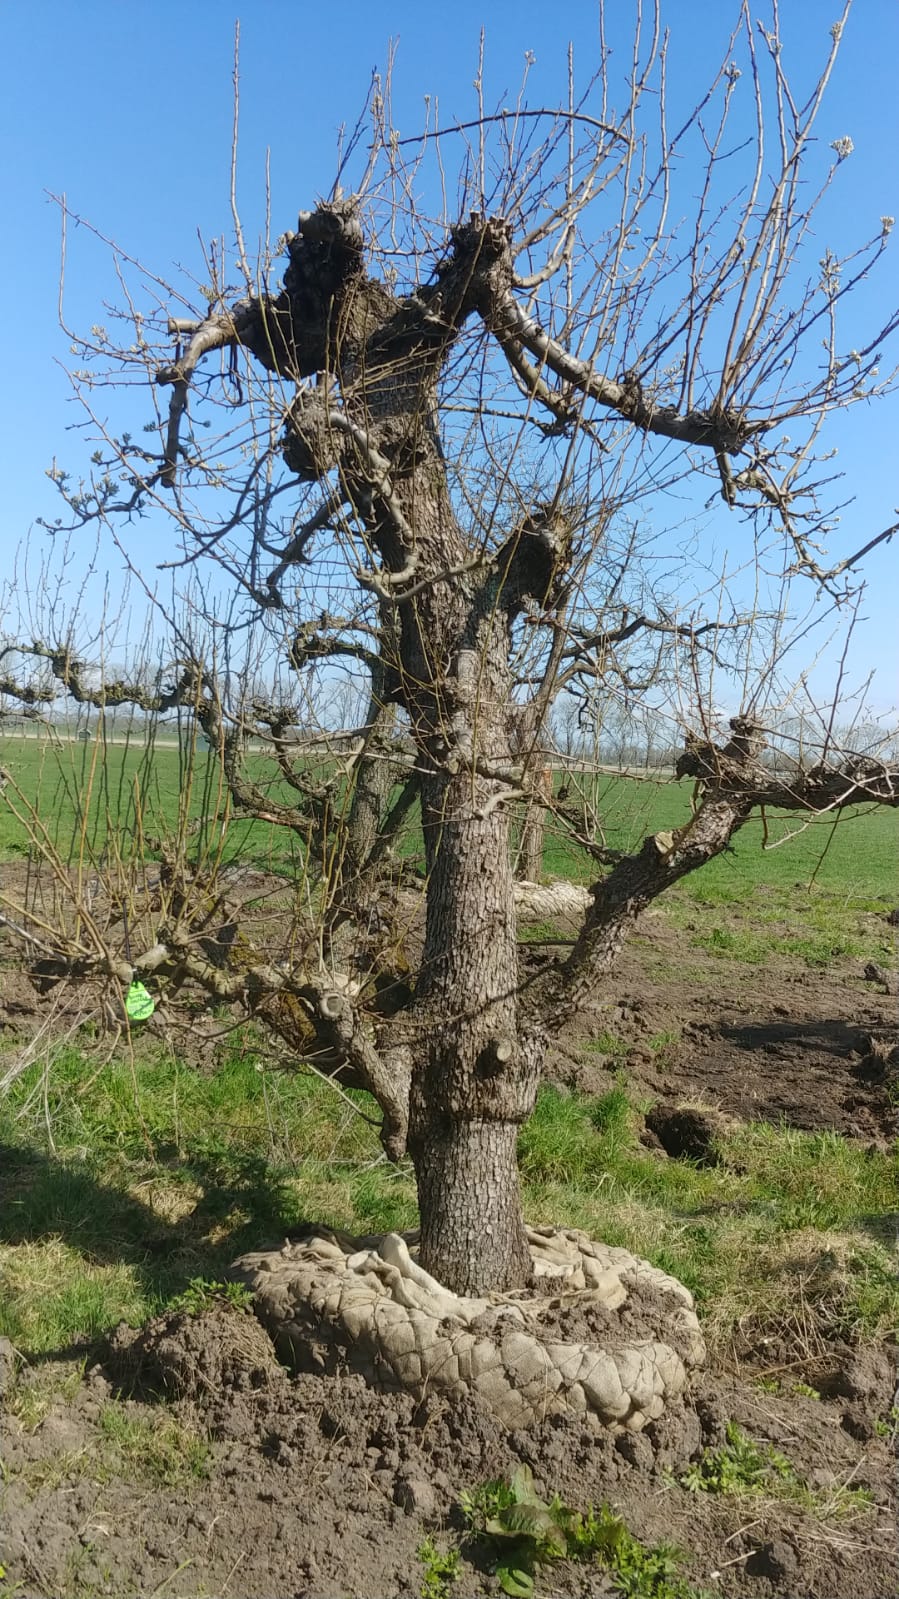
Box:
left=0, top=733, right=896, bottom=1598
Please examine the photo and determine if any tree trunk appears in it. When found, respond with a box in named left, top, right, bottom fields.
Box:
left=342, top=693, right=396, bottom=886
left=414, top=1116, right=531, bottom=1295
left=253, top=203, right=550, bottom=1294
left=516, top=764, right=552, bottom=882
left=408, top=731, right=540, bottom=1292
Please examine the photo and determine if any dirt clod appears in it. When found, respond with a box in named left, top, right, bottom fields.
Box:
left=105, top=1300, right=285, bottom=1401
left=746, top=1538, right=800, bottom=1585
left=394, top=1472, right=438, bottom=1517
left=819, top=1346, right=894, bottom=1406
left=840, top=1402, right=876, bottom=1441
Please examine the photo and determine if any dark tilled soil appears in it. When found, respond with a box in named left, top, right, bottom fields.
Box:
left=531, top=1275, right=702, bottom=1367
left=1, top=1310, right=896, bottom=1599
left=544, top=910, right=898, bottom=1146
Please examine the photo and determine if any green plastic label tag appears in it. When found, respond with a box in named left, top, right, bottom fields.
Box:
left=125, top=981, right=155, bottom=1022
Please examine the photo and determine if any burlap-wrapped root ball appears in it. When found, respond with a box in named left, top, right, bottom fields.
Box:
left=232, top=1226, right=705, bottom=1433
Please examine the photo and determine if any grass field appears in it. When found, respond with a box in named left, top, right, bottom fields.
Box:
left=1, top=1040, right=896, bottom=1362
left=0, top=733, right=312, bottom=877
left=2, top=732, right=897, bottom=906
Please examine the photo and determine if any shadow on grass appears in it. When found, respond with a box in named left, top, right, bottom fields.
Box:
left=0, top=1138, right=304, bottom=1358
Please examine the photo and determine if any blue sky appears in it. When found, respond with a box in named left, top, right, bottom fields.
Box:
left=2, top=0, right=897, bottom=712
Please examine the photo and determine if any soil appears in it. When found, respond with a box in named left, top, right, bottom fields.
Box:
left=1, top=1309, right=896, bottom=1599
left=531, top=1273, right=702, bottom=1368
left=1, top=885, right=897, bottom=1597
left=541, top=907, right=898, bottom=1148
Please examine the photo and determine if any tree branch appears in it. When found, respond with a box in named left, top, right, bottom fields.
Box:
left=539, top=720, right=899, bottom=1022
left=491, top=291, right=763, bottom=454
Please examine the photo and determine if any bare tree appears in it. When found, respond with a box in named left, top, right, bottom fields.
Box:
left=2, top=3, right=898, bottom=1295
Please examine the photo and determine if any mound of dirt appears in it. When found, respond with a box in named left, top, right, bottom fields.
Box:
left=5, top=1335, right=896, bottom=1599
left=233, top=1227, right=705, bottom=1434
left=106, top=1298, right=285, bottom=1400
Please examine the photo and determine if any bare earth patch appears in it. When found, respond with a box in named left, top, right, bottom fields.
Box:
left=546, top=909, right=897, bottom=1146
left=1, top=1304, right=895, bottom=1598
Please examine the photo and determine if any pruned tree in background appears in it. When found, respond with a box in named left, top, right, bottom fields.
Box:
left=1, top=3, right=898, bottom=1296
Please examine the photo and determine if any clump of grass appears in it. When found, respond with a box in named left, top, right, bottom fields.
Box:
left=6, top=1400, right=212, bottom=1496
left=692, top=926, right=771, bottom=963
left=96, top=1402, right=211, bottom=1486
left=0, top=1563, right=26, bottom=1599
left=5, top=1360, right=86, bottom=1431
left=664, top=855, right=897, bottom=970
left=722, top=1122, right=897, bottom=1232
left=418, top=1539, right=461, bottom=1599
left=518, top=920, right=565, bottom=944
left=873, top=1407, right=899, bottom=1442
left=0, top=1038, right=414, bottom=1353
left=681, top=1422, right=794, bottom=1494
left=586, top=1029, right=630, bottom=1058
left=792, top=1381, right=822, bottom=1400
left=12, top=1449, right=92, bottom=1496
left=691, top=921, right=867, bottom=968
left=166, top=1277, right=254, bottom=1316
left=681, top=1421, right=873, bottom=1522
left=0, top=1237, right=151, bottom=1352
left=649, top=1030, right=680, bottom=1057
left=461, top=1466, right=710, bottom=1598
left=519, top=1085, right=898, bottom=1354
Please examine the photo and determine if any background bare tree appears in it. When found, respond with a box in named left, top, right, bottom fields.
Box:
left=2, top=3, right=897, bottom=1294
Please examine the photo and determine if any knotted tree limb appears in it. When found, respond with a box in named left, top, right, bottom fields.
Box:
left=490, top=292, right=762, bottom=454
left=542, top=719, right=899, bottom=1019
left=5, top=643, right=203, bottom=716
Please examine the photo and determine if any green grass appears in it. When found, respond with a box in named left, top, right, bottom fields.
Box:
left=518, top=1085, right=899, bottom=1348
left=4, top=1361, right=86, bottom=1431
left=6, top=1397, right=211, bottom=1496
left=460, top=1467, right=711, bottom=1598
left=680, top=1421, right=873, bottom=1521
left=0, top=733, right=325, bottom=876
left=542, top=769, right=899, bottom=901
left=0, top=1040, right=895, bottom=1360
left=586, top=1031, right=630, bottom=1058
left=664, top=878, right=895, bottom=969
left=95, top=1402, right=211, bottom=1486
left=3, top=735, right=897, bottom=909
left=0, top=1037, right=417, bottom=1353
